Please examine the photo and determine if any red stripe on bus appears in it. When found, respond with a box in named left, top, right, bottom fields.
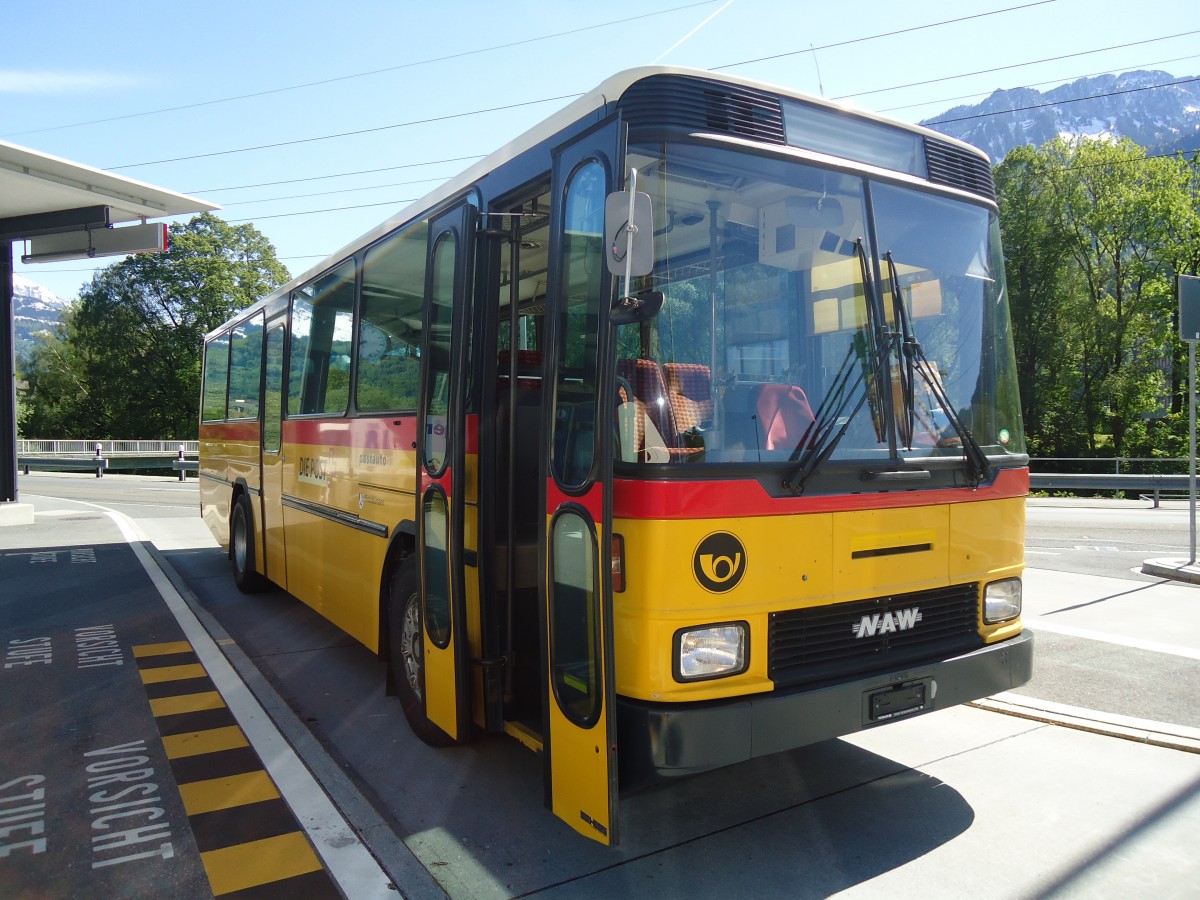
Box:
left=282, top=415, right=419, bottom=450
left=546, top=481, right=602, bottom=520
left=199, top=421, right=260, bottom=441
left=613, top=466, right=1029, bottom=519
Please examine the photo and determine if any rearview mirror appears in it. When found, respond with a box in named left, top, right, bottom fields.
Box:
left=605, top=189, right=654, bottom=277
left=609, top=290, right=664, bottom=326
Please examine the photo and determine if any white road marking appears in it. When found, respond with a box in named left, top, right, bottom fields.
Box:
left=30, top=493, right=395, bottom=898
left=1025, top=616, right=1200, bottom=661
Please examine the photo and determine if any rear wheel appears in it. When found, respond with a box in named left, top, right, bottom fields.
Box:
left=231, top=494, right=268, bottom=593
left=387, top=559, right=453, bottom=746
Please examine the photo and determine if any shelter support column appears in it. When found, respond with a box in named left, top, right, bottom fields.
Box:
left=0, top=241, right=32, bottom=524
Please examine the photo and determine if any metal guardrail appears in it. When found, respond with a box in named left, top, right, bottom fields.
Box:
left=14, top=444, right=1196, bottom=496
left=18, top=441, right=198, bottom=479
left=1028, top=472, right=1192, bottom=507
left=172, top=459, right=199, bottom=482
left=19, top=456, right=108, bottom=477
left=17, top=440, right=198, bottom=456
left=1031, top=456, right=1191, bottom=475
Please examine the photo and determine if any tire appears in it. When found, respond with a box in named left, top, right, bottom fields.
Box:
left=230, top=494, right=268, bottom=593
left=387, top=560, right=454, bottom=746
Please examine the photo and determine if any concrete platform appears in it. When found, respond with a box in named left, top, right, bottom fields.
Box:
left=1142, top=556, right=1200, bottom=585
left=0, top=500, right=35, bottom=526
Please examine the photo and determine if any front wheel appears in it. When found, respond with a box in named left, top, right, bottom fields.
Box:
left=230, top=494, right=268, bottom=593
left=387, top=560, right=453, bottom=746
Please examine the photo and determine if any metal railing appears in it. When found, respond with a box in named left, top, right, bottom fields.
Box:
left=17, top=440, right=199, bottom=456
left=17, top=440, right=198, bottom=480
left=1030, top=457, right=1193, bottom=507
left=13, top=444, right=1196, bottom=498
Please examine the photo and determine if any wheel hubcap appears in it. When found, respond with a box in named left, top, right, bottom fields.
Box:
left=233, top=514, right=247, bottom=572
left=400, top=594, right=422, bottom=700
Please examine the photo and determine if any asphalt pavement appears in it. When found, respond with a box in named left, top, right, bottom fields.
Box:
left=3, top=477, right=1200, bottom=898
left=0, top=489, right=397, bottom=898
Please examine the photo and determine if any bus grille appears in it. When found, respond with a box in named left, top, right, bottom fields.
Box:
left=768, top=584, right=983, bottom=688
left=924, top=138, right=996, bottom=201
left=620, top=76, right=787, bottom=145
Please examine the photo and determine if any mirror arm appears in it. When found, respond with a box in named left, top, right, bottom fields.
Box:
left=621, top=168, right=639, bottom=297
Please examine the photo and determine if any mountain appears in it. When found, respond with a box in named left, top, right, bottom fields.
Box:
left=921, top=70, right=1200, bottom=163
left=11, top=274, right=70, bottom=362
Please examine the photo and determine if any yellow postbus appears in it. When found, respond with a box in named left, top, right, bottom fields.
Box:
left=199, top=66, right=1032, bottom=845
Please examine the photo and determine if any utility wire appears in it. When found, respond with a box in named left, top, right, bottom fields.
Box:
left=187, top=155, right=483, bottom=194
left=107, top=0, right=1063, bottom=171
left=199, top=65, right=1200, bottom=207
left=108, top=93, right=580, bottom=170
left=209, top=76, right=1200, bottom=225
left=2, top=1, right=718, bottom=139
left=713, top=0, right=1057, bottom=71
left=878, top=52, right=1200, bottom=115
left=183, top=39, right=1200, bottom=201
left=836, top=29, right=1200, bottom=100
left=217, top=177, right=446, bottom=207
left=223, top=200, right=414, bottom=223
left=924, top=75, right=1200, bottom=125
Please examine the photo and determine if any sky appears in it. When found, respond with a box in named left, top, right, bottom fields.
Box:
left=4, top=0, right=1198, bottom=303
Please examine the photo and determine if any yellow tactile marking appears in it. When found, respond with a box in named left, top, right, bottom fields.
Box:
left=161, top=725, right=249, bottom=759
left=201, top=832, right=323, bottom=895
left=148, top=691, right=226, bottom=718
left=132, top=641, right=193, bottom=657
left=177, top=770, right=281, bottom=816
left=139, top=663, right=208, bottom=684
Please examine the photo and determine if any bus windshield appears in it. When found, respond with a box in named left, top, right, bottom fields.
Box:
left=615, top=141, right=1025, bottom=476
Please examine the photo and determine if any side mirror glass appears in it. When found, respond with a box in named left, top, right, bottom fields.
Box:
left=604, top=190, right=654, bottom=277
left=609, top=290, right=664, bottom=326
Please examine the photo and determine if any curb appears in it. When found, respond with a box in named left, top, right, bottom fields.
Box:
left=140, top=537, right=446, bottom=899
left=1141, top=557, right=1200, bottom=585
left=972, top=692, right=1200, bottom=754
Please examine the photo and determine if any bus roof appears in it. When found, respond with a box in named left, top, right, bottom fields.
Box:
left=217, top=66, right=986, bottom=332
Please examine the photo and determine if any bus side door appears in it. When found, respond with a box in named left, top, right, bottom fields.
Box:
left=261, top=316, right=287, bottom=586
left=417, top=202, right=475, bottom=742
left=542, top=129, right=620, bottom=845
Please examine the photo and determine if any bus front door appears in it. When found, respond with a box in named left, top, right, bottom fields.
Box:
left=260, top=320, right=287, bottom=586
left=542, top=133, right=620, bottom=844
left=417, top=203, right=475, bottom=742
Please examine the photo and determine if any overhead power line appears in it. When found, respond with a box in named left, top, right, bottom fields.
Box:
left=836, top=29, right=1200, bottom=101
left=3, top=1, right=718, bottom=139
left=184, top=38, right=1200, bottom=203
left=877, top=52, right=1200, bottom=115
left=108, top=1, right=1064, bottom=172
left=217, top=177, right=447, bottom=207
left=714, top=0, right=1058, bottom=71
left=223, top=199, right=415, bottom=224
left=924, top=75, right=1200, bottom=126
left=108, top=93, right=581, bottom=170
left=187, top=155, right=483, bottom=195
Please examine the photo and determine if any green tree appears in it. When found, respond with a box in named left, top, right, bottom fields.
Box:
left=19, top=213, right=287, bottom=439
left=995, top=144, right=1078, bottom=456
left=997, top=139, right=1198, bottom=459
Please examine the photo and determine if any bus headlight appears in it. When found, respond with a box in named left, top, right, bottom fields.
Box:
left=983, top=578, right=1022, bottom=624
left=675, top=622, right=748, bottom=681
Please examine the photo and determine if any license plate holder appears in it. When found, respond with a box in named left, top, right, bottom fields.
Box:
left=866, top=679, right=929, bottom=722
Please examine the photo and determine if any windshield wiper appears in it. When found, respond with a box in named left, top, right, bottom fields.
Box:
left=784, top=239, right=889, bottom=494
left=884, top=251, right=990, bottom=485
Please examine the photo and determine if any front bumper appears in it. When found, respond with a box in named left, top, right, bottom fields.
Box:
left=617, top=629, right=1034, bottom=786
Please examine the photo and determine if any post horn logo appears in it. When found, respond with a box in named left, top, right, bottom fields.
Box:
left=693, top=532, right=747, bottom=593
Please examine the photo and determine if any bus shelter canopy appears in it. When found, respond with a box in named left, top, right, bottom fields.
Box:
left=1, top=138, right=219, bottom=516
left=0, top=138, right=217, bottom=227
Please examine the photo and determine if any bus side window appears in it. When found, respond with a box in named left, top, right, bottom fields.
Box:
left=202, top=332, right=231, bottom=421
left=359, top=221, right=429, bottom=413
left=288, top=260, right=356, bottom=416
left=227, top=315, right=264, bottom=420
